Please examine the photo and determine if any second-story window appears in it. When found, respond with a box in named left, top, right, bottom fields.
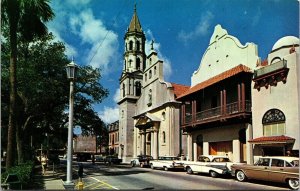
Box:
left=263, top=109, right=286, bottom=136
left=136, top=58, right=141, bottom=70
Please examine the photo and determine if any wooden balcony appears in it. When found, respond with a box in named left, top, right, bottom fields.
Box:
left=182, top=100, right=251, bottom=128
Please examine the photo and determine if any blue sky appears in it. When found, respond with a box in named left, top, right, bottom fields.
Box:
left=47, top=0, right=299, bottom=125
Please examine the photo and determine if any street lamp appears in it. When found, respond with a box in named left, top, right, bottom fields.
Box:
left=63, top=60, right=78, bottom=190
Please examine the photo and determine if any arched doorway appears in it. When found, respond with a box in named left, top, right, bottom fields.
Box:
left=146, top=133, right=151, bottom=155
left=196, top=135, right=203, bottom=159
left=239, top=128, right=246, bottom=162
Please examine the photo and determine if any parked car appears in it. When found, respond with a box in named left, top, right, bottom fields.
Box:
left=95, top=155, right=105, bottom=162
left=104, top=155, right=122, bottom=164
left=150, top=156, right=184, bottom=171
left=183, top=155, right=240, bottom=178
left=131, top=155, right=153, bottom=167
left=231, top=156, right=299, bottom=190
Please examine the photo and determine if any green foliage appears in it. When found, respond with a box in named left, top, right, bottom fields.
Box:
left=1, top=31, right=109, bottom=163
left=1, top=161, right=34, bottom=187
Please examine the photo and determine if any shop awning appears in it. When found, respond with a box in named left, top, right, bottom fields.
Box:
left=248, top=135, right=295, bottom=144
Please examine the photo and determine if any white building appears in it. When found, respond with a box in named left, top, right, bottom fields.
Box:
left=177, top=25, right=259, bottom=163
left=250, top=36, right=299, bottom=161
left=118, top=7, right=188, bottom=163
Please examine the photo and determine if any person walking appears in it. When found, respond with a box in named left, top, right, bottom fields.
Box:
left=41, top=154, right=47, bottom=175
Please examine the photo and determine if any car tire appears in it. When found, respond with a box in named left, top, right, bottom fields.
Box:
left=150, top=164, right=154, bottom=169
left=186, top=166, right=193, bottom=174
left=209, top=171, right=218, bottom=178
left=288, top=178, right=299, bottom=190
left=236, top=170, right=247, bottom=182
left=164, top=166, right=168, bottom=171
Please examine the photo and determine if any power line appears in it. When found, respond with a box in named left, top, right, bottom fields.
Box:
left=87, top=0, right=130, bottom=66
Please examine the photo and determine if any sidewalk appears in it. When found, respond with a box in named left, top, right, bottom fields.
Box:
left=32, top=165, right=66, bottom=190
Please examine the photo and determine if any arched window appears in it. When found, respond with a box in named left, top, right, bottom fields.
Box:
left=154, top=66, right=157, bottom=75
left=112, top=134, right=115, bottom=145
left=262, top=109, right=286, bottom=136
left=122, top=83, right=125, bottom=97
left=145, top=73, right=147, bottom=82
left=149, top=70, right=152, bottom=79
left=147, top=133, right=151, bottom=142
left=162, top=131, right=166, bottom=143
left=129, top=41, right=133, bottom=50
left=162, top=112, right=166, bottom=120
left=135, top=81, right=141, bottom=96
left=129, top=59, right=132, bottom=68
left=136, top=41, right=140, bottom=51
left=147, top=89, right=152, bottom=106
left=136, top=58, right=141, bottom=70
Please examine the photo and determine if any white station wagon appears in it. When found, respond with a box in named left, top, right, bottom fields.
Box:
left=184, top=155, right=241, bottom=178
left=150, top=156, right=185, bottom=171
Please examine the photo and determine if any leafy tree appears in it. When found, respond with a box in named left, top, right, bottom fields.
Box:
left=1, top=32, right=109, bottom=165
left=1, top=0, right=54, bottom=169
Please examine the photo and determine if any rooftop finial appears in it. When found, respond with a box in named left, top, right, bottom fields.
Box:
left=151, top=40, right=154, bottom=50
left=134, top=3, right=137, bottom=12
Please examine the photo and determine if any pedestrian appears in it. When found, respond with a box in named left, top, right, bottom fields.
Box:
left=92, top=155, right=95, bottom=164
left=41, top=154, right=47, bottom=175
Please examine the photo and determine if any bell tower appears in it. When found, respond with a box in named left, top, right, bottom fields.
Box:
left=118, top=5, right=146, bottom=162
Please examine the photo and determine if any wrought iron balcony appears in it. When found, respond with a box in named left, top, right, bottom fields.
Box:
left=253, top=59, right=287, bottom=79
left=183, top=100, right=251, bottom=125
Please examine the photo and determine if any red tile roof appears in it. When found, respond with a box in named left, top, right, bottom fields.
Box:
left=177, top=64, right=253, bottom=100
left=249, top=135, right=295, bottom=143
left=171, top=83, right=190, bottom=98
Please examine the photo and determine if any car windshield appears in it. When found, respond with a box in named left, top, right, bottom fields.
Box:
left=212, top=157, right=231, bottom=162
left=291, top=160, right=299, bottom=167
left=159, top=157, right=180, bottom=160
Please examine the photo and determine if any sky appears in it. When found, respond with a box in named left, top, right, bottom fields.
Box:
left=47, top=0, right=299, bottom=126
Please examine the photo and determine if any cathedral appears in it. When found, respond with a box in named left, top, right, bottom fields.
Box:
left=117, top=7, right=189, bottom=163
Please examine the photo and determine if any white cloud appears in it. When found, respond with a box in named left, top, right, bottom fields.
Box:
left=178, top=11, right=214, bottom=44
left=98, top=106, right=119, bottom=124
left=145, top=29, right=172, bottom=80
left=48, top=27, right=78, bottom=58
left=98, top=89, right=120, bottom=124
left=68, top=9, right=119, bottom=73
left=66, top=0, right=91, bottom=6
left=113, top=88, right=120, bottom=103
left=48, top=2, right=119, bottom=74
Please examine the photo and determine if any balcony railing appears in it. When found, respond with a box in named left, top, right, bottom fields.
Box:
left=184, top=100, right=251, bottom=125
left=196, top=107, right=221, bottom=121
left=254, top=59, right=287, bottom=78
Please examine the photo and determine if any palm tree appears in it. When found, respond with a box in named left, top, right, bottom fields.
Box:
left=1, top=0, right=54, bottom=168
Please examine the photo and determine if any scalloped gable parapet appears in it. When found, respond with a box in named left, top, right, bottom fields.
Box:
left=191, top=24, right=259, bottom=87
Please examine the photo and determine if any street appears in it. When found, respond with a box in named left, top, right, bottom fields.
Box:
left=61, top=161, right=290, bottom=190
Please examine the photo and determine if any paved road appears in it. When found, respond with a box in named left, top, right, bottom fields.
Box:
left=69, top=162, right=290, bottom=190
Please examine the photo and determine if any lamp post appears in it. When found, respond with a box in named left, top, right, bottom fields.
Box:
left=63, top=60, right=78, bottom=190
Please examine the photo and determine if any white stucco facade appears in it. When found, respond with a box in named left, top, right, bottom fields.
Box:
left=251, top=36, right=299, bottom=161
left=181, top=24, right=258, bottom=164
left=191, top=24, right=258, bottom=86
left=133, top=50, right=184, bottom=159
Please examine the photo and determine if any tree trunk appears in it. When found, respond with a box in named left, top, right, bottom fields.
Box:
left=6, top=0, right=19, bottom=169
left=16, top=124, right=24, bottom=164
